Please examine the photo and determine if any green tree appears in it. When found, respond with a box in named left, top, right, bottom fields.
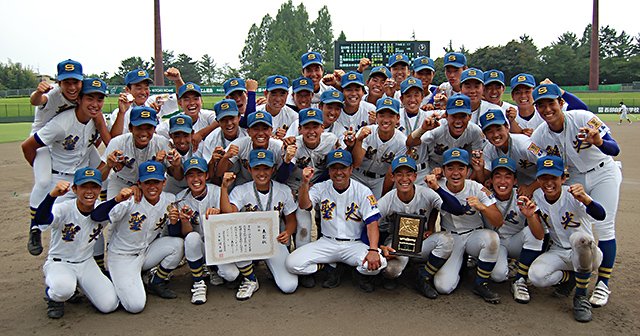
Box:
left=173, top=53, right=201, bottom=84
left=197, top=54, right=217, bottom=86
left=0, top=60, right=38, bottom=90
left=111, top=57, right=152, bottom=85
left=311, top=5, right=335, bottom=72
left=337, top=30, right=347, bottom=41
left=239, top=15, right=273, bottom=80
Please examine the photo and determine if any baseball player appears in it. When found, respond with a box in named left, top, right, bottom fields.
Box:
left=34, top=168, right=119, bottom=319
left=109, top=69, right=157, bottom=137
left=283, top=77, right=317, bottom=138
left=219, top=149, right=299, bottom=300
left=285, top=149, right=387, bottom=292
left=483, top=70, right=516, bottom=115
left=377, top=155, right=463, bottom=297
left=432, top=148, right=504, bottom=303
left=411, top=57, right=438, bottom=108
left=618, top=101, right=631, bottom=124
left=487, top=156, right=544, bottom=304
left=528, top=155, right=606, bottom=322
left=257, top=75, right=298, bottom=139
left=334, top=71, right=376, bottom=134
left=223, top=77, right=258, bottom=127
left=285, top=51, right=332, bottom=106
left=438, top=52, right=467, bottom=98
left=201, top=99, right=248, bottom=176
left=507, top=73, right=544, bottom=136
left=363, top=66, right=391, bottom=106
left=23, top=78, right=108, bottom=256
left=530, top=83, right=621, bottom=307
left=318, top=89, right=346, bottom=138
left=385, top=53, right=411, bottom=101
left=459, top=68, right=501, bottom=125
left=350, top=97, right=407, bottom=198
left=164, top=114, right=202, bottom=195
left=91, top=161, right=185, bottom=313
left=397, top=77, right=428, bottom=136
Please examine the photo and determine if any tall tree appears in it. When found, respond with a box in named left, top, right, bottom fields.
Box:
left=0, top=60, right=38, bottom=90
left=173, top=53, right=201, bottom=84
left=311, top=6, right=335, bottom=71
left=337, top=30, right=347, bottom=42
left=197, top=54, right=217, bottom=86
left=112, top=57, right=152, bottom=84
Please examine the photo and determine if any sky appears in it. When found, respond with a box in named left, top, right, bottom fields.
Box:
left=0, top=0, right=637, bottom=77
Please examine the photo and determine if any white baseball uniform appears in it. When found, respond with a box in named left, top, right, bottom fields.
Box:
left=619, top=104, right=629, bottom=120
left=225, top=136, right=284, bottom=185
left=497, top=101, right=517, bottom=115
left=334, top=100, right=376, bottom=133
left=155, top=109, right=217, bottom=140
left=514, top=107, right=545, bottom=131
left=256, top=104, right=298, bottom=133
left=420, top=84, right=439, bottom=106
left=482, top=134, right=543, bottom=186
left=201, top=127, right=248, bottom=161
left=147, top=93, right=179, bottom=118
left=471, top=100, right=502, bottom=126
left=438, top=82, right=460, bottom=98
left=397, top=107, right=429, bottom=137
left=417, top=122, right=484, bottom=171
left=164, top=145, right=203, bottom=195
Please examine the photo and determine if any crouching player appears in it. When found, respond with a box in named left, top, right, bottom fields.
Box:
left=92, top=161, right=184, bottom=313
left=377, top=155, right=463, bottom=298
left=35, top=168, right=119, bottom=319
left=487, top=157, right=544, bottom=304
left=528, top=156, right=605, bottom=323
left=219, top=149, right=299, bottom=300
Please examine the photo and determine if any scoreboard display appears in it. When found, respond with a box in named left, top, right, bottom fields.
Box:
left=334, top=41, right=430, bottom=70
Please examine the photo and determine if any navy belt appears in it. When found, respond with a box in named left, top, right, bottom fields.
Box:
left=51, top=169, right=73, bottom=176
left=448, top=227, right=482, bottom=235
left=586, top=161, right=605, bottom=173
left=324, top=236, right=360, bottom=242
left=417, top=162, right=429, bottom=171
left=357, top=169, right=385, bottom=179
left=52, top=258, right=82, bottom=264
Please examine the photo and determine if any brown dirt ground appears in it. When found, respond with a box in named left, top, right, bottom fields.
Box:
left=1, top=124, right=639, bottom=335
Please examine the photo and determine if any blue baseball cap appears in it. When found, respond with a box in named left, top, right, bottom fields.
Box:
left=266, top=75, right=289, bottom=91
left=81, top=78, right=108, bottom=96
left=183, top=156, right=208, bottom=173
left=536, top=156, right=564, bottom=178
left=461, top=68, right=484, bottom=84
left=292, top=77, right=314, bottom=93
left=169, top=114, right=193, bottom=134
left=130, top=106, right=158, bottom=127
left=413, top=57, right=435, bottom=72
left=341, top=71, right=365, bottom=88
left=391, top=155, right=417, bottom=173
left=214, top=99, right=240, bottom=121
left=301, top=51, right=323, bottom=69
left=125, top=69, right=153, bottom=85
left=247, top=111, right=272, bottom=128
left=320, top=89, right=344, bottom=105
left=479, top=109, right=507, bottom=131
left=57, top=59, right=83, bottom=81
left=249, top=149, right=275, bottom=168
left=443, top=147, right=470, bottom=166
left=223, top=78, right=246, bottom=95
left=376, top=97, right=401, bottom=114
left=510, top=73, right=536, bottom=89
left=327, top=149, right=353, bottom=167
left=299, top=108, right=323, bottom=126
left=400, top=77, right=423, bottom=94
left=388, top=53, right=410, bottom=67
left=369, top=66, right=391, bottom=79
left=533, top=84, right=562, bottom=103
left=138, top=161, right=165, bottom=182
left=444, top=52, right=467, bottom=68
left=484, top=70, right=505, bottom=86
left=491, top=156, right=516, bottom=174
left=73, top=167, right=102, bottom=187
left=446, top=94, right=471, bottom=115
left=177, top=82, right=202, bottom=99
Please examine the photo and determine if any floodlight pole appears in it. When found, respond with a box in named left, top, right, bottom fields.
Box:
left=588, top=0, right=599, bottom=91
left=154, top=0, right=164, bottom=86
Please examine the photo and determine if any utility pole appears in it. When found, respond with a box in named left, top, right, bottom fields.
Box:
left=588, top=0, right=599, bottom=91
left=154, top=0, right=164, bottom=86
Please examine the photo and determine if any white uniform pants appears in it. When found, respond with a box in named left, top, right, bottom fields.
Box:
left=295, top=208, right=313, bottom=248
left=384, top=232, right=454, bottom=279
left=491, top=227, right=544, bottom=282
left=184, top=231, right=237, bottom=281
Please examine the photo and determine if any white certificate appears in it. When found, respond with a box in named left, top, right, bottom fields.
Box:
left=202, top=211, right=279, bottom=265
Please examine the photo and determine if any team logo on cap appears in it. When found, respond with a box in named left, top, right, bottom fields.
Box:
left=538, top=87, right=548, bottom=94
left=448, top=55, right=456, bottom=61
left=334, top=151, right=343, bottom=158
left=92, top=80, right=101, bottom=87
left=221, top=103, right=229, bottom=110
left=498, top=157, right=508, bottom=164
left=455, top=99, right=464, bottom=107
left=421, top=59, right=429, bottom=64
left=308, top=53, right=316, bottom=60
left=146, top=165, right=156, bottom=172
left=451, top=150, right=461, bottom=157
left=408, top=79, right=416, bottom=84
left=332, top=91, right=340, bottom=97
left=176, top=118, right=185, bottom=125
left=543, top=159, right=554, bottom=167
left=398, top=157, right=408, bottom=163
left=307, top=110, right=316, bottom=116
left=255, top=112, right=264, bottom=118
left=300, top=79, right=308, bottom=85
left=486, top=113, right=495, bottom=120
left=274, top=77, right=283, bottom=85
left=348, top=73, right=357, bottom=80
left=189, top=158, right=199, bottom=165
left=468, top=69, right=477, bottom=76
left=138, top=70, right=146, bottom=77
left=257, top=151, right=266, bottom=159
left=85, top=170, right=95, bottom=177
left=489, top=72, right=498, bottom=78
left=395, top=54, right=403, bottom=60
left=141, top=111, right=151, bottom=118
left=383, top=99, right=393, bottom=105
left=186, top=83, right=195, bottom=90
left=230, top=79, right=238, bottom=86
left=64, top=64, right=75, bottom=71
left=517, top=76, right=526, bottom=82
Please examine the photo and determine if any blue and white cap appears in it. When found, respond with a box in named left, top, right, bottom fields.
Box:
left=301, top=51, right=323, bottom=69
left=413, top=57, right=435, bottom=72
left=125, top=69, right=153, bottom=85
left=533, top=84, right=562, bottom=102
left=266, top=75, right=289, bottom=91
left=491, top=156, right=516, bottom=173
left=81, top=78, right=107, bottom=96
left=510, top=73, right=536, bottom=89
left=129, top=106, right=158, bottom=127
left=178, top=82, right=202, bottom=99
left=444, top=52, right=467, bottom=68
left=369, top=66, right=391, bottom=79
left=223, top=78, right=246, bottom=95
left=479, top=109, right=507, bottom=131
left=341, top=71, right=365, bottom=88
left=446, top=94, right=471, bottom=115
left=320, top=89, right=344, bottom=105
left=376, top=97, right=401, bottom=114
left=461, top=68, right=484, bottom=84
left=299, top=108, right=323, bottom=125
left=400, top=77, right=423, bottom=94
left=391, top=155, right=417, bottom=172
left=292, top=77, right=314, bottom=93
left=484, top=70, right=505, bottom=86
left=247, top=111, right=273, bottom=128
left=388, top=53, right=410, bottom=67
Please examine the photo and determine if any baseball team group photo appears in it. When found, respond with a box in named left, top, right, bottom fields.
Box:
left=1, top=0, right=639, bottom=335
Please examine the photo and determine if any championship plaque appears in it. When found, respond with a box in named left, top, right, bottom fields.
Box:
left=391, top=213, right=425, bottom=256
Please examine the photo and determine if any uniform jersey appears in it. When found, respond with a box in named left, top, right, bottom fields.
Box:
left=497, top=101, right=517, bottom=114
left=31, top=85, right=76, bottom=135
left=356, top=126, right=407, bottom=175
left=175, top=184, right=221, bottom=236
left=418, top=122, right=484, bottom=169
left=45, top=199, right=108, bottom=263
left=438, top=82, right=460, bottom=98
left=229, top=180, right=297, bottom=232
left=156, top=110, right=217, bottom=139
left=101, top=133, right=172, bottom=184
left=256, top=104, right=298, bottom=132
left=530, top=110, right=613, bottom=174
left=226, top=136, right=284, bottom=185
left=286, top=132, right=339, bottom=191
left=514, top=107, right=545, bottom=131
left=420, top=85, right=438, bottom=106
left=397, top=108, right=429, bottom=136
left=471, top=100, right=502, bottom=126
left=377, top=185, right=443, bottom=233
left=482, top=134, right=543, bottom=186
left=438, top=179, right=496, bottom=233
left=35, top=108, right=99, bottom=174
left=492, top=189, right=527, bottom=239
left=286, top=81, right=332, bottom=106
left=201, top=127, right=248, bottom=161
left=147, top=93, right=179, bottom=118
left=533, top=186, right=593, bottom=249
left=107, top=192, right=176, bottom=254
left=309, top=179, right=380, bottom=239
left=165, top=145, right=203, bottom=194
left=108, top=102, right=160, bottom=134
left=334, top=101, right=375, bottom=134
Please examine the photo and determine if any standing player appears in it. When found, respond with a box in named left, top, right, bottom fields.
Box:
left=411, top=57, right=438, bottom=108
left=109, top=69, right=156, bottom=136
left=459, top=68, right=501, bottom=125
left=363, top=66, right=391, bottom=106
left=285, top=149, right=387, bottom=292
left=618, top=101, right=631, bottom=125
left=164, top=114, right=200, bottom=195
left=223, top=77, right=258, bottom=124
left=530, top=83, right=621, bottom=307
left=201, top=99, right=247, bottom=175
left=397, top=77, right=428, bottom=136
left=257, top=75, right=298, bottom=139
left=335, top=71, right=376, bottom=133
left=385, top=53, right=412, bottom=100
left=507, top=73, right=543, bottom=136
left=287, top=77, right=315, bottom=112
left=285, top=51, right=333, bottom=106
left=219, top=149, right=299, bottom=300
left=34, top=168, right=119, bottom=319
left=483, top=70, right=516, bottom=115
left=528, top=156, right=606, bottom=322
left=438, top=52, right=467, bottom=97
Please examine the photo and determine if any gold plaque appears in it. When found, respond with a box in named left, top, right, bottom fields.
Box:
left=391, top=212, right=426, bottom=256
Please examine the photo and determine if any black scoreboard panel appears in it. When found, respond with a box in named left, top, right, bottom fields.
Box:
left=334, top=41, right=430, bottom=70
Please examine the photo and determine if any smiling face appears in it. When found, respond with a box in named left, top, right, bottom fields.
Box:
left=139, top=179, right=166, bottom=204
left=483, top=82, right=504, bottom=105
left=413, top=69, right=435, bottom=88
left=537, top=174, right=565, bottom=202
left=444, top=162, right=468, bottom=192
left=302, top=64, right=323, bottom=89
left=299, top=122, right=323, bottom=148
left=320, top=102, right=342, bottom=127
left=390, top=63, right=410, bottom=83
left=293, top=90, right=312, bottom=110
left=170, top=131, right=192, bottom=153
left=249, top=165, right=274, bottom=189
left=490, top=168, right=516, bottom=200
left=126, top=82, right=150, bottom=106
left=461, top=80, right=483, bottom=107
left=59, top=78, right=82, bottom=102
left=446, top=113, right=471, bottom=138
left=400, top=87, right=424, bottom=113
left=178, top=92, right=202, bottom=120
left=483, top=124, right=510, bottom=148
left=392, top=167, right=417, bottom=194
left=247, top=124, right=272, bottom=148
left=72, top=182, right=101, bottom=212
left=535, top=98, right=565, bottom=130
left=266, top=89, right=288, bottom=112
left=219, top=115, right=240, bottom=139
left=130, top=124, right=155, bottom=148
left=328, top=164, right=352, bottom=190
left=78, top=93, right=105, bottom=120
left=511, top=86, right=534, bottom=109
left=366, top=74, right=386, bottom=98
left=376, top=110, right=399, bottom=133
left=342, top=84, right=364, bottom=109
left=228, top=91, right=248, bottom=113
left=185, top=169, right=207, bottom=195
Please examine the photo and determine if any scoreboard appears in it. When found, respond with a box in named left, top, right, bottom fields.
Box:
left=334, top=41, right=430, bottom=70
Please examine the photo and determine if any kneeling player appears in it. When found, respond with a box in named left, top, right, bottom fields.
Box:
left=35, top=168, right=119, bottom=319
left=528, top=156, right=605, bottom=323
left=219, top=149, right=299, bottom=300
left=92, top=161, right=184, bottom=313
left=378, top=155, right=463, bottom=298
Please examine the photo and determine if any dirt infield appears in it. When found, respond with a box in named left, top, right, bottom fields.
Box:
left=1, top=124, right=639, bottom=335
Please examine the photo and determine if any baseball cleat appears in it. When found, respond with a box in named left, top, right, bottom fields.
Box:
left=473, top=283, right=501, bottom=304
left=28, top=228, right=43, bottom=256
left=236, top=278, right=259, bottom=300
left=299, top=275, right=316, bottom=288
left=322, top=265, right=342, bottom=289
left=357, top=273, right=375, bottom=293
left=417, top=274, right=438, bottom=299
left=573, top=295, right=593, bottom=323
left=45, top=298, right=64, bottom=319
left=208, top=269, right=224, bottom=286
left=382, top=277, right=398, bottom=291
left=552, top=277, right=576, bottom=298
left=589, top=281, right=611, bottom=307
left=148, top=277, right=177, bottom=299
left=190, top=280, right=207, bottom=305
left=511, top=277, right=530, bottom=304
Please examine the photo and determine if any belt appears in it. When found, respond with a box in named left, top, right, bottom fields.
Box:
left=357, top=169, right=385, bottom=179
left=586, top=161, right=605, bottom=173
left=417, top=162, right=429, bottom=171
left=115, top=174, right=136, bottom=186
left=448, top=227, right=482, bottom=235
left=52, top=257, right=83, bottom=264
left=51, top=169, right=73, bottom=176
left=324, top=236, right=360, bottom=242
